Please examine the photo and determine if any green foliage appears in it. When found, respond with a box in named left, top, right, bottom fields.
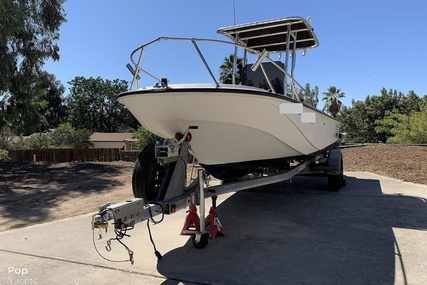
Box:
left=322, top=86, right=345, bottom=117
left=39, top=72, right=67, bottom=129
left=400, top=90, right=423, bottom=115
left=0, top=0, right=66, bottom=135
left=1, top=1, right=67, bottom=135
left=381, top=107, right=427, bottom=144
left=66, top=76, right=139, bottom=132
left=49, top=123, right=75, bottom=147
left=49, top=123, right=94, bottom=148
left=0, top=126, right=14, bottom=149
left=339, top=88, right=426, bottom=143
left=9, top=123, right=94, bottom=149
left=373, top=110, right=403, bottom=140
left=9, top=136, right=26, bottom=150
left=3, top=72, right=47, bottom=135
left=219, top=54, right=243, bottom=84
left=2, top=71, right=65, bottom=135
left=339, top=101, right=371, bottom=142
left=297, top=83, right=319, bottom=108
left=0, top=0, right=67, bottom=91
left=0, top=149, right=10, bottom=161
left=24, top=133, right=51, bottom=149
left=67, top=128, right=94, bottom=149
left=134, top=126, right=159, bottom=149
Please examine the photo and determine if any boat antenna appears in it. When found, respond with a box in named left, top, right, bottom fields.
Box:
left=233, top=0, right=236, bottom=25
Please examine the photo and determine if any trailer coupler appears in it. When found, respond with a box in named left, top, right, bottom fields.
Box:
left=91, top=199, right=166, bottom=264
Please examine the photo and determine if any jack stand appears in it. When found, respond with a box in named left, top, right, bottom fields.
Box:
left=181, top=203, right=200, bottom=235
left=205, top=196, right=227, bottom=240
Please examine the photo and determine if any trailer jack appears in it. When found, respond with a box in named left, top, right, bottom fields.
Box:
left=180, top=170, right=226, bottom=248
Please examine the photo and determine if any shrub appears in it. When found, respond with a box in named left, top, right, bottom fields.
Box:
left=0, top=149, right=10, bottom=161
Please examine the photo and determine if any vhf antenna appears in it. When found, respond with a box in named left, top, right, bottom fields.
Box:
left=233, top=0, right=236, bottom=25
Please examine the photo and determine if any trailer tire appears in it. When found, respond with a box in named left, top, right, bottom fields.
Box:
left=132, top=143, right=168, bottom=203
left=328, top=173, right=342, bottom=192
left=328, top=156, right=344, bottom=192
left=193, top=232, right=209, bottom=249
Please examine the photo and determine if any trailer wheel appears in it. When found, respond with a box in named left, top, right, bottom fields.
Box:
left=192, top=232, right=209, bottom=249
left=328, top=174, right=342, bottom=192
left=132, top=143, right=168, bottom=202
left=328, top=157, right=344, bottom=192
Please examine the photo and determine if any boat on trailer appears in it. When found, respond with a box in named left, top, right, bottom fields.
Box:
left=118, top=17, right=341, bottom=199
left=91, top=17, right=345, bottom=255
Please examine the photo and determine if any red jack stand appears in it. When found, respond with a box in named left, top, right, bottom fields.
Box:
left=181, top=204, right=200, bottom=235
left=205, top=196, right=227, bottom=239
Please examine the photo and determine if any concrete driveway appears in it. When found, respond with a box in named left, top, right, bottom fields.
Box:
left=1, top=172, right=426, bottom=284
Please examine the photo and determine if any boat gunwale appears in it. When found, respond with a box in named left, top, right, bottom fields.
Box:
left=117, top=84, right=339, bottom=122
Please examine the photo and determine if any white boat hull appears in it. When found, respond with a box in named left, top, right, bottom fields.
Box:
left=118, top=84, right=339, bottom=171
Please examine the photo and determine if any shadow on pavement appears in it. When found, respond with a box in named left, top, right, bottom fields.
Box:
left=0, top=162, right=128, bottom=230
left=157, top=175, right=427, bottom=285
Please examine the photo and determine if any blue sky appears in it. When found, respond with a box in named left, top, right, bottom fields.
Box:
left=44, top=0, right=427, bottom=108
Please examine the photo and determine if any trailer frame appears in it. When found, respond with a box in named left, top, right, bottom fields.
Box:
left=92, top=139, right=344, bottom=253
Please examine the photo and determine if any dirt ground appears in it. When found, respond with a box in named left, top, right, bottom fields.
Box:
left=342, top=144, right=427, bottom=185
left=0, top=144, right=426, bottom=232
left=0, top=161, right=135, bottom=232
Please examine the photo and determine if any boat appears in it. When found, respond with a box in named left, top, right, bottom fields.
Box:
left=89, top=17, right=344, bottom=256
left=117, top=17, right=340, bottom=197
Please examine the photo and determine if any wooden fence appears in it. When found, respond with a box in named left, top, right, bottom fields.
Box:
left=8, top=148, right=140, bottom=163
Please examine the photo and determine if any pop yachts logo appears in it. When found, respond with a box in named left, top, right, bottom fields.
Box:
left=7, top=267, right=38, bottom=285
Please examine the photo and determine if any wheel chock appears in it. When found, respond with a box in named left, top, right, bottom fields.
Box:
left=181, top=205, right=200, bottom=235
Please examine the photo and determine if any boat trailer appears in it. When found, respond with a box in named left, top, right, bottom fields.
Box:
left=91, top=137, right=344, bottom=263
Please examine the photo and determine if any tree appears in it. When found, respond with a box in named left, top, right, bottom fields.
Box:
left=298, top=83, right=319, bottom=108
left=374, top=110, right=405, bottom=142
left=50, top=123, right=74, bottom=147
left=0, top=0, right=67, bottom=92
left=376, top=107, right=427, bottom=144
left=0, top=1, right=66, bottom=135
left=133, top=126, right=159, bottom=149
left=322, top=86, right=345, bottom=117
left=367, top=88, right=404, bottom=142
left=21, top=123, right=94, bottom=149
left=2, top=70, right=65, bottom=135
left=338, top=100, right=371, bottom=142
left=219, top=54, right=243, bottom=84
left=3, top=71, right=48, bottom=135
left=39, top=72, right=67, bottom=130
left=0, top=126, right=14, bottom=149
left=66, top=76, right=139, bottom=132
left=67, top=128, right=94, bottom=148
left=339, top=89, right=425, bottom=143
left=0, top=149, right=10, bottom=161
left=24, top=133, right=51, bottom=149
left=401, top=90, right=422, bottom=116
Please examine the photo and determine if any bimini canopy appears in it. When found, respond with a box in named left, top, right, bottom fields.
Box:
left=217, top=17, right=319, bottom=53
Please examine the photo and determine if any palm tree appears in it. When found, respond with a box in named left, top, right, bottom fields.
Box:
left=219, top=54, right=243, bottom=84
left=322, top=86, right=345, bottom=118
